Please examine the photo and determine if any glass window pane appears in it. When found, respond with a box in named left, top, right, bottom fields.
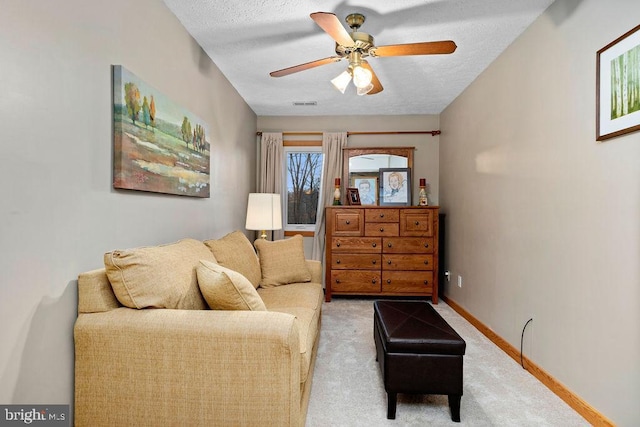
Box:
left=286, top=151, right=323, bottom=226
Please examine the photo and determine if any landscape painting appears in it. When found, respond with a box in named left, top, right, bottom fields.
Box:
left=113, top=65, right=210, bottom=197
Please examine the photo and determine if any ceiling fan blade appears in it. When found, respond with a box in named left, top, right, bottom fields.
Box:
left=270, top=56, right=342, bottom=77
left=361, top=61, right=383, bottom=95
left=371, top=40, right=457, bottom=57
left=310, top=12, right=355, bottom=47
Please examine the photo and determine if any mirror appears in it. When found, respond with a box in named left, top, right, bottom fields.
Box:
left=342, top=147, right=414, bottom=204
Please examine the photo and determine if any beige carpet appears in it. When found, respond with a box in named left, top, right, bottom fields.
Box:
left=306, top=298, right=589, bottom=426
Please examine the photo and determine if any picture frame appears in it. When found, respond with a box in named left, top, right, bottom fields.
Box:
left=596, top=24, right=640, bottom=141
left=379, top=168, right=411, bottom=206
left=351, top=176, right=378, bottom=205
left=347, top=188, right=361, bottom=205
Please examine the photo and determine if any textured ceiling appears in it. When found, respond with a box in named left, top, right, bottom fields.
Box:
left=162, top=0, right=555, bottom=116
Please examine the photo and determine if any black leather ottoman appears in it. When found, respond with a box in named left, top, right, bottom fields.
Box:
left=373, top=300, right=466, bottom=422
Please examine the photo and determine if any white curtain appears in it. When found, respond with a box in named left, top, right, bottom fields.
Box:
left=312, top=132, right=348, bottom=260
left=258, top=132, right=285, bottom=240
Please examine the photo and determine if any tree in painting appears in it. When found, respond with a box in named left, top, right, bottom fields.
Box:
left=611, top=44, right=640, bottom=119
left=181, top=117, right=192, bottom=148
left=124, top=82, right=141, bottom=124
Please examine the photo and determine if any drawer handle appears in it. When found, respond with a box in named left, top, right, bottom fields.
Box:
left=372, top=260, right=377, bottom=265
left=336, top=243, right=341, bottom=247
left=372, top=243, right=377, bottom=248
left=387, top=260, right=392, bottom=265
left=424, top=280, right=429, bottom=285
left=336, top=260, right=341, bottom=264
left=372, top=279, right=377, bottom=284
left=415, top=221, right=420, bottom=225
left=387, top=243, right=392, bottom=248
left=336, top=279, right=340, bottom=284
left=387, top=279, right=391, bottom=284
left=379, top=227, right=384, bottom=232
left=379, top=214, right=384, bottom=218
left=424, top=243, right=429, bottom=248
left=424, top=260, right=429, bottom=265
left=346, top=220, right=350, bottom=225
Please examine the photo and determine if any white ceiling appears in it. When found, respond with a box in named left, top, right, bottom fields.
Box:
left=162, top=0, right=555, bottom=116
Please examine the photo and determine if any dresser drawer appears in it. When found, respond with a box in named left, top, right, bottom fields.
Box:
left=332, top=254, right=381, bottom=270
left=382, top=254, right=434, bottom=270
left=331, top=237, right=381, bottom=253
left=383, top=237, right=434, bottom=254
left=365, top=223, right=399, bottom=237
left=330, top=270, right=381, bottom=293
left=400, top=209, right=434, bottom=237
left=382, top=271, right=433, bottom=294
left=332, top=209, right=364, bottom=236
left=365, top=209, right=399, bottom=223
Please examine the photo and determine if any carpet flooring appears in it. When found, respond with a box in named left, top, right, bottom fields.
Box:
left=305, top=298, right=589, bottom=426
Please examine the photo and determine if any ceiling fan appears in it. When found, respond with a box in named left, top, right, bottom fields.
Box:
left=269, top=12, right=457, bottom=96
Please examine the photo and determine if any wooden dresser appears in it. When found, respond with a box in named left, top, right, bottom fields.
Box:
left=324, top=206, right=439, bottom=303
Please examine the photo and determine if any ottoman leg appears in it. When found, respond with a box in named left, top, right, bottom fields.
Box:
left=387, top=392, right=397, bottom=419
left=448, top=394, right=461, bottom=422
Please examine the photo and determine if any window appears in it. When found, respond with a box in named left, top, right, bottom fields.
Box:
left=284, top=146, right=323, bottom=232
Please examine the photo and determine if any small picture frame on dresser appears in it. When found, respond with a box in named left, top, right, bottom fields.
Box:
left=347, top=188, right=361, bottom=205
left=379, top=168, right=411, bottom=206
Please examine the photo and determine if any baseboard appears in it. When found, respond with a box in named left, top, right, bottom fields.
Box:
left=441, top=295, right=615, bottom=427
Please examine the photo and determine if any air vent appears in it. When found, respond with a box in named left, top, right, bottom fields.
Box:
left=292, top=101, right=317, bottom=106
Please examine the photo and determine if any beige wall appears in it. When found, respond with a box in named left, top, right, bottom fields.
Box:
left=0, top=0, right=256, bottom=413
left=440, top=1, right=640, bottom=425
left=258, top=115, right=441, bottom=204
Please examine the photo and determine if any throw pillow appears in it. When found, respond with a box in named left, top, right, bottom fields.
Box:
left=104, top=238, right=215, bottom=310
left=253, top=234, right=311, bottom=288
left=196, top=260, right=267, bottom=311
left=204, top=231, right=262, bottom=289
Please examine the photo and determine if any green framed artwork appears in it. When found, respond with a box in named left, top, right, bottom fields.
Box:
left=596, top=24, right=640, bottom=141
left=112, top=65, right=211, bottom=197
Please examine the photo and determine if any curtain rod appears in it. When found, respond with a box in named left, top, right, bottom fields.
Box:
left=256, top=130, right=441, bottom=136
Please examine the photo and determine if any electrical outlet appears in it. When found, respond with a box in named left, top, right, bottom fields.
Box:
left=457, top=275, right=462, bottom=288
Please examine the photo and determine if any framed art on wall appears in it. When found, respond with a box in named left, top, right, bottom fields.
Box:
left=112, top=65, right=211, bottom=197
left=379, top=168, right=411, bottom=206
left=596, top=24, right=640, bottom=141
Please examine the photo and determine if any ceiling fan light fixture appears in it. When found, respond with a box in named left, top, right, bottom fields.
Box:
left=352, top=65, right=373, bottom=89
left=331, top=70, right=352, bottom=94
left=356, top=83, right=374, bottom=96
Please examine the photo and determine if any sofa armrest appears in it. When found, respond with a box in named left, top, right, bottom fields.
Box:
left=305, top=259, right=322, bottom=284
left=75, top=308, right=302, bottom=426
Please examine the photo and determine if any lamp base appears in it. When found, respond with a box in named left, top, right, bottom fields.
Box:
left=259, top=230, right=267, bottom=239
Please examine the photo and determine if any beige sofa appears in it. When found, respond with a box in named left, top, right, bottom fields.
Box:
left=74, top=232, right=323, bottom=427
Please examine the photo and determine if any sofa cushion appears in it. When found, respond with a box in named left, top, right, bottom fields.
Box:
left=104, top=238, right=214, bottom=309
left=254, top=235, right=311, bottom=288
left=204, top=231, right=262, bottom=289
left=197, top=260, right=267, bottom=311
left=257, top=282, right=323, bottom=312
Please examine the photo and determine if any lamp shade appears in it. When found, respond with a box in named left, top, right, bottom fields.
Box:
left=352, top=65, right=373, bottom=89
left=245, top=193, right=282, bottom=233
left=331, top=70, right=352, bottom=94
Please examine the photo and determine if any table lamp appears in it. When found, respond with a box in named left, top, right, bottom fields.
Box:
left=245, top=193, right=282, bottom=240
